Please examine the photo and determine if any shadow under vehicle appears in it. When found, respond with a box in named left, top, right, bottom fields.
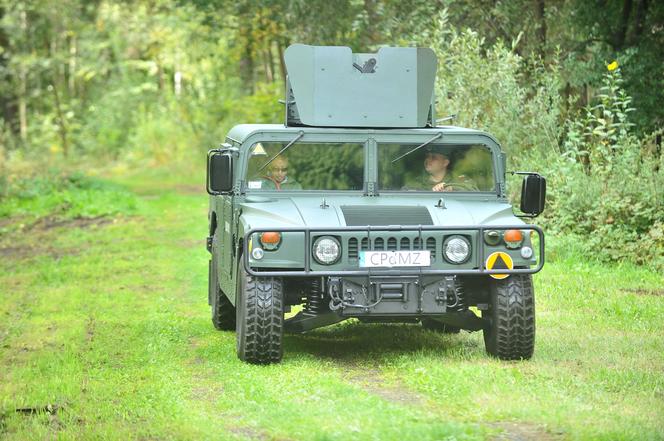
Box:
left=206, top=44, right=546, bottom=364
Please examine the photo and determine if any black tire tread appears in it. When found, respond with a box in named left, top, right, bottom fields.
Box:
left=209, top=259, right=236, bottom=331
left=212, top=290, right=236, bottom=331
left=484, top=274, right=535, bottom=360
left=238, top=272, right=283, bottom=364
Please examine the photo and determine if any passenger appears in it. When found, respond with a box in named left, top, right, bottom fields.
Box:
left=262, top=156, right=302, bottom=190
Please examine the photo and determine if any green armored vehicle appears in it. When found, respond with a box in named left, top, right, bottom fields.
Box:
left=206, top=44, right=546, bottom=364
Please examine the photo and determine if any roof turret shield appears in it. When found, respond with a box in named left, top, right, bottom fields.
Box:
left=284, top=44, right=437, bottom=128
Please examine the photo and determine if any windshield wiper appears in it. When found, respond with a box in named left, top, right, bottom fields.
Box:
left=257, top=131, right=305, bottom=173
left=391, top=132, right=442, bottom=163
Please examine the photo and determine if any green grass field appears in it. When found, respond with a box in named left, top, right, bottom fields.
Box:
left=1, top=171, right=663, bottom=440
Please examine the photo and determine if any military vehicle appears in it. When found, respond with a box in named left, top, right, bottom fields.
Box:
left=206, top=44, right=546, bottom=364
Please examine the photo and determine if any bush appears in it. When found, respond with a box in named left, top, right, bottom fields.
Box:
left=423, top=16, right=662, bottom=269
left=542, top=67, right=664, bottom=270
left=0, top=169, right=137, bottom=226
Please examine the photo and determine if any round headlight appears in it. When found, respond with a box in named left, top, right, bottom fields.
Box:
left=313, top=236, right=341, bottom=265
left=443, top=236, right=471, bottom=264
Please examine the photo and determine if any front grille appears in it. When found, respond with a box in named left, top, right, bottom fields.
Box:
left=347, top=235, right=439, bottom=261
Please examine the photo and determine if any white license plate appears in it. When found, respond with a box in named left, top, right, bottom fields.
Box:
left=359, top=250, right=431, bottom=268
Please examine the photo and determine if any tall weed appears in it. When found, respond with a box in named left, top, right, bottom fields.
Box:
left=544, top=67, right=663, bottom=269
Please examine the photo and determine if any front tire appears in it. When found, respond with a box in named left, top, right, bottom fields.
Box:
left=482, top=274, right=535, bottom=360
left=236, top=265, right=284, bottom=364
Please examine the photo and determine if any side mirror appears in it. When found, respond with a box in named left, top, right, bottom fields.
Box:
left=520, top=173, right=546, bottom=216
left=207, top=150, right=233, bottom=194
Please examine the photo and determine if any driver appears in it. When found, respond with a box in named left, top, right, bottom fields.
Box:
left=423, top=147, right=477, bottom=192
left=262, top=156, right=302, bottom=190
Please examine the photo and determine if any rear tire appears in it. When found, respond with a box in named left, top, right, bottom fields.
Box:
left=482, top=274, right=535, bottom=360
left=236, top=265, right=283, bottom=364
left=209, top=258, right=236, bottom=331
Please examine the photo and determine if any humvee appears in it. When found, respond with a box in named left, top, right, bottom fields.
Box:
left=206, top=44, right=546, bottom=364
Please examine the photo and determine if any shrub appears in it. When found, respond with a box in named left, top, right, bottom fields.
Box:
left=543, top=66, right=664, bottom=269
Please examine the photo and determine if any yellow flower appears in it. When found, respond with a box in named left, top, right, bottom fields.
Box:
left=607, top=61, right=619, bottom=71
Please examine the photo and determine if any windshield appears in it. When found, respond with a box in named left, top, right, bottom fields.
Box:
left=246, top=142, right=364, bottom=191
left=379, top=143, right=495, bottom=192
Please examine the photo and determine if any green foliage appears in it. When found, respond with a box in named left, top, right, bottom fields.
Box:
left=0, top=0, right=662, bottom=268
left=0, top=171, right=136, bottom=227
left=543, top=68, right=664, bottom=269
left=421, top=11, right=564, bottom=158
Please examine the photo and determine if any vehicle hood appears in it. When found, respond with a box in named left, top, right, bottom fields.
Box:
left=238, top=194, right=523, bottom=231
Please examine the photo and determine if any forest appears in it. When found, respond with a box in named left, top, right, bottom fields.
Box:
left=1, top=0, right=662, bottom=267
left=1, top=2, right=663, bottom=439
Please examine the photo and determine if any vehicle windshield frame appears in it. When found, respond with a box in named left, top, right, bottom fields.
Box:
left=236, top=130, right=504, bottom=197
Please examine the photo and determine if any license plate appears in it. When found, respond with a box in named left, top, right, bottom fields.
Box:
left=359, top=250, right=431, bottom=268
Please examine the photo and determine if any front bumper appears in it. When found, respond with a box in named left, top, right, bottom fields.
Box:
left=243, top=224, right=544, bottom=277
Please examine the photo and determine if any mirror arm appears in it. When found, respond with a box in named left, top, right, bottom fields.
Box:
left=509, top=171, right=541, bottom=177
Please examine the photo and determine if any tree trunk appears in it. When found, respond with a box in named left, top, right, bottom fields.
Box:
left=68, top=35, right=77, bottom=96
left=535, top=0, right=547, bottom=58
left=0, top=6, right=17, bottom=134
left=631, top=0, right=648, bottom=43
left=613, top=0, right=633, bottom=50
left=18, top=10, right=28, bottom=142
left=277, top=39, right=287, bottom=84
left=263, top=48, right=273, bottom=83
left=51, top=82, right=69, bottom=158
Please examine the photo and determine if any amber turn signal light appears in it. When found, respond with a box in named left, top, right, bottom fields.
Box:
left=503, top=229, right=524, bottom=249
left=503, top=229, right=523, bottom=243
left=260, top=232, right=282, bottom=250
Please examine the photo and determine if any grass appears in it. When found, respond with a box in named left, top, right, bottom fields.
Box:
left=0, top=169, right=663, bottom=440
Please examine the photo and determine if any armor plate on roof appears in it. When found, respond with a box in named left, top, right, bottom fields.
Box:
left=284, top=44, right=437, bottom=128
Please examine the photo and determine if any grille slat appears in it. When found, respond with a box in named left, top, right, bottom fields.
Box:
left=345, top=235, right=441, bottom=261
left=426, top=237, right=437, bottom=261
left=348, top=238, right=358, bottom=259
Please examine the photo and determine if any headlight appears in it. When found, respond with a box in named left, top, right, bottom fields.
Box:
left=313, top=236, right=341, bottom=265
left=443, top=236, right=471, bottom=264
